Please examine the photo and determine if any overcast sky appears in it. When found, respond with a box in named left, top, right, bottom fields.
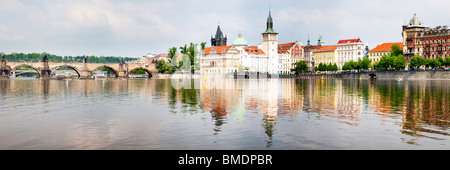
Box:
left=1, top=0, right=449, bottom=58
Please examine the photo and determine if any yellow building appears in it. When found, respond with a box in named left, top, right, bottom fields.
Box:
left=368, top=42, right=403, bottom=63
left=312, top=45, right=337, bottom=66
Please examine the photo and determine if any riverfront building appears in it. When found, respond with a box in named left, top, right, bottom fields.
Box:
left=417, top=25, right=450, bottom=59
left=201, top=45, right=240, bottom=75
left=402, top=13, right=450, bottom=60
left=368, top=42, right=403, bottom=63
left=278, top=41, right=304, bottom=74
left=303, top=35, right=325, bottom=71
left=335, top=38, right=365, bottom=69
left=202, top=9, right=285, bottom=75
left=202, top=32, right=267, bottom=75
left=313, top=45, right=337, bottom=66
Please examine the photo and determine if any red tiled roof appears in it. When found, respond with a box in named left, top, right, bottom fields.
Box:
left=203, top=46, right=231, bottom=55
left=314, top=45, right=337, bottom=53
left=154, top=53, right=168, bottom=59
left=278, top=42, right=296, bottom=54
left=370, top=42, right=403, bottom=52
left=303, top=45, right=322, bottom=51
left=338, top=38, right=361, bottom=44
left=203, top=46, right=265, bottom=55
left=244, top=46, right=265, bottom=55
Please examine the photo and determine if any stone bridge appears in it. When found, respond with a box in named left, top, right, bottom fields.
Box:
left=0, top=55, right=157, bottom=79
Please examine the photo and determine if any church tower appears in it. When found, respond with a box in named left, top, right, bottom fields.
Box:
left=261, top=9, right=278, bottom=74
left=211, top=25, right=227, bottom=46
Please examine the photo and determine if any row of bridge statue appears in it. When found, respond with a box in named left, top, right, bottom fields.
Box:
left=0, top=55, right=157, bottom=79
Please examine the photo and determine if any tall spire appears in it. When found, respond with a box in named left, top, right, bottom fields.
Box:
left=318, top=34, right=324, bottom=46
left=215, top=25, right=224, bottom=39
left=263, top=9, right=277, bottom=34
left=307, top=35, right=310, bottom=46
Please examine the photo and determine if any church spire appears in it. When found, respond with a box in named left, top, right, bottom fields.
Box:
left=263, top=9, right=277, bottom=34
left=211, top=24, right=227, bottom=46
left=215, top=25, right=224, bottom=39
left=307, top=35, right=310, bottom=46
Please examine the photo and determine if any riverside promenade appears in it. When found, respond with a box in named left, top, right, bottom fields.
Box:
left=277, top=69, right=450, bottom=80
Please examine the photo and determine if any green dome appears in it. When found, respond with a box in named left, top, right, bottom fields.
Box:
left=232, top=32, right=248, bottom=46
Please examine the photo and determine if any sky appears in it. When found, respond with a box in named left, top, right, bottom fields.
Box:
left=1, top=0, right=450, bottom=58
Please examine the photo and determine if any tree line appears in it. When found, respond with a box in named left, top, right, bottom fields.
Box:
left=2, top=52, right=137, bottom=63
left=409, top=55, right=450, bottom=69
left=156, top=42, right=206, bottom=74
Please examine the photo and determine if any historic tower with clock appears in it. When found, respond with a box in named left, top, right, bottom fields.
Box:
left=261, top=9, right=278, bottom=74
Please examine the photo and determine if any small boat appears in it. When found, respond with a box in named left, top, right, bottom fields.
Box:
left=397, top=78, right=402, bottom=81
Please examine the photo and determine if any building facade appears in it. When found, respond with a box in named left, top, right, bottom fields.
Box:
left=303, top=35, right=325, bottom=71
left=335, top=38, right=364, bottom=69
left=416, top=25, right=450, bottom=59
left=402, top=13, right=427, bottom=60
left=201, top=45, right=239, bottom=75
left=278, top=41, right=304, bottom=74
left=368, top=42, right=403, bottom=63
left=402, top=13, right=450, bottom=60
left=313, top=45, right=337, bottom=66
left=202, top=32, right=267, bottom=75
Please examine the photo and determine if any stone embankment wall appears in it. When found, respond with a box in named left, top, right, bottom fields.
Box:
left=340, top=70, right=450, bottom=80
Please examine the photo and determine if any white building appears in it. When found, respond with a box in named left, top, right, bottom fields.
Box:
left=335, top=38, right=364, bottom=69
left=233, top=32, right=268, bottom=73
left=201, top=45, right=240, bottom=75
left=201, top=32, right=267, bottom=75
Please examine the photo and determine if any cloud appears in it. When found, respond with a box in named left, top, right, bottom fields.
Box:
left=0, top=0, right=449, bottom=57
left=0, top=0, right=178, bottom=57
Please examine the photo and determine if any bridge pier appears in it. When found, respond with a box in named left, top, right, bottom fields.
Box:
left=0, top=55, right=10, bottom=79
left=0, top=68, right=10, bottom=79
left=40, top=69, right=52, bottom=79
left=79, top=70, right=92, bottom=79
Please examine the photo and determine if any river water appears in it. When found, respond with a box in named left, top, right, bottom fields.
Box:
left=0, top=78, right=449, bottom=149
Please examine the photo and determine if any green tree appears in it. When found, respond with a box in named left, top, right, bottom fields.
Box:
left=156, top=59, right=170, bottom=73
left=333, top=63, right=339, bottom=71
left=360, top=58, right=371, bottom=70
left=200, top=42, right=207, bottom=51
left=372, top=61, right=380, bottom=70
left=168, top=47, right=178, bottom=61
left=431, top=58, right=442, bottom=68
left=409, top=55, right=425, bottom=69
left=424, top=58, right=432, bottom=68
left=390, top=44, right=403, bottom=57
left=392, top=54, right=407, bottom=70
left=294, top=60, right=308, bottom=73
left=342, top=62, right=353, bottom=70
left=349, top=60, right=359, bottom=70
left=437, top=56, right=445, bottom=66
left=378, top=55, right=390, bottom=69
left=444, top=56, right=450, bottom=67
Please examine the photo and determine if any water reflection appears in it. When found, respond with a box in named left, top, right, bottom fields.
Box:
left=168, top=78, right=449, bottom=147
left=0, top=78, right=449, bottom=149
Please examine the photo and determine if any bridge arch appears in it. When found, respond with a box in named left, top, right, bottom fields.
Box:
left=129, top=67, right=155, bottom=78
left=91, top=65, right=119, bottom=78
left=51, top=65, right=81, bottom=78
left=11, top=64, right=41, bottom=77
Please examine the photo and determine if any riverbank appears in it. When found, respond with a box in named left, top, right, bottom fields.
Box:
left=339, top=70, right=450, bottom=80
